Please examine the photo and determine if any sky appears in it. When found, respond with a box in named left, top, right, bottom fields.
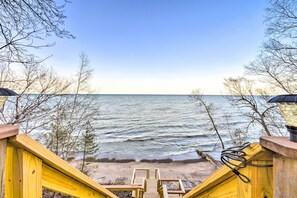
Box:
left=40, top=0, right=267, bottom=94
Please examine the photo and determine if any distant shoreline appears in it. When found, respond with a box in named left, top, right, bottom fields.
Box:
left=84, top=157, right=208, bottom=164
left=71, top=160, right=218, bottom=190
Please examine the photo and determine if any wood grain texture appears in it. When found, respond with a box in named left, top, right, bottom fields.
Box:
left=0, top=125, right=19, bottom=140
left=273, top=154, right=297, bottom=198
left=8, top=134, right=117, bottom=198
left=0, top=139, right=7, bottom=198
left=5, top=146, right=22, bottom=198
left=102, top=185, right=144, bottom=191
left=102, top=185, right=144, bottom=198
left=260, top=136, right=297, bottom=159
left=5, top=146, right=42, bottom=198
left=197, top=176, right=238, bottom=198
left=183, top=143, right=273, bottom=198
left=42, top=164, right=106, bottom=198
left=21, top=150, right=42, bottom=198
left=238, top=160, right=273, bottom=198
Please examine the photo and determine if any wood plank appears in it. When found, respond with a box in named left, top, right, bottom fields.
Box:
left=0, top=125, right=19, bottom=139
left=197, top=176, right=238, bottom=198
left=0, top=139, right=7, bottom=198
left=260, top=136, right=297, bottom=159
left=21, top=150, right=42, bottom=198
left=42, top=164, right=106, bottom=198
left=102, top=185, right=144, bottom=190
left=5, top=147, right=42, bottom=198
left=160, top=184, right=169, bottom=198
left=5, top=146, right=22, bottom=198
left=133, top=168, right=150, bottom=179
left=158, top=179, right=185, bottom=195
left=8, top=134, right=117, bottom=198
left=155, top=169, right=161, bottom=179
left=102, top=184, right=144, bottom=198
left=144, top=179, right=158, bottom=198
left=238, top=160, right=273, bottom=198
left=146, top=179, right=158, bottom=192
left=183, top=143, right=272, bottom=198
left=134, top=177, right=145, bottom=185
left=143, top=192, right=159, bottom=198
left=273, top=154, right=297, bottom=198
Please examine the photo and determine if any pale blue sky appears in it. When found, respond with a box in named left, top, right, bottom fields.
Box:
left=41, top=0, right=267, bottom=94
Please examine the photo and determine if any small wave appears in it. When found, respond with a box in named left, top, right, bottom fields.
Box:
left=157, top=123, right=205, bottom=129
left=124, top=137, right=155, bottom=142
left=99, top=137, right=127, bottom=143
left=152, top=107, right=171, bottom=111
left=156, top=133, right=209, bottom=139
left=96, top=116, right=118, bottom=121
left=114, top=133, right=210, bottom=143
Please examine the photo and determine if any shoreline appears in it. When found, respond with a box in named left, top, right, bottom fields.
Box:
left=70, top=160, right=217, bottom=191
left=85, top=157, right=208, bottom=163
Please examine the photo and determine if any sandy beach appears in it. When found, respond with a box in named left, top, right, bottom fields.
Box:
left=72, top=160, right=218, bottom=191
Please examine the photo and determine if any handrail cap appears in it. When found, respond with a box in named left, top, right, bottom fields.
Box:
left=260, top=136, right=297, bottom=159
left=0, top=124, right=19, bottom=139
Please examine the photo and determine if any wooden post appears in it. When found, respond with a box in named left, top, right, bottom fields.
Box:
left=0, top=139, right=7, bottom=198
left=135, top=189, right=139, bottom=198
left=5, top=147, right=42, bottom=198
left=260, top=136, right=297, bottom=198
left=0, top=125, right=19, bottom=198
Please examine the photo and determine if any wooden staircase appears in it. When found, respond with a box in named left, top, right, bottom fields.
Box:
left=143, top=178, right=159, bottom=198
left=131, top=168, right=185, bottom=198
left=0, top=125, right=117, bottom=198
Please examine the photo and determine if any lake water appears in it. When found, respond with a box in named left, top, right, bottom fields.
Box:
left=94, top=95, right=270, bottom=161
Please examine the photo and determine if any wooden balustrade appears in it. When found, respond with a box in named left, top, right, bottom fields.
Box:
left=102, top=184, right=144, bottom=198
left=184, top=138, right=297, bottom=198
left=0, top=125, right=117, bottom=198
left=157, top=179, right=185, bottom=197
left=159, top=184, right=169, bottom=198
left=0, top=125, right=18, bottom=198
left=4, top=124, right=292, bottom=198
left=260, top=136, right=297, bottom=198
left=155, top=168, right=161, bottom=180
left=131, top=168, right=150, bottom=185
left=183, top=143, right=273, bottom=198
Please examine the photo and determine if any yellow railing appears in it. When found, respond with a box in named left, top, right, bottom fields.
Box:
left=155, top=168, right=161, bottom=180
left=102, top=178, right=145, bottom=198
left=131, top=168, right=150, bottom=185
left=158, top=179, right=185, bottom=197
left=159, top=184, right=169, bottom=198
left=183, top=143, right=273, bottom=198
left=0, top=124, right=117, bottom=198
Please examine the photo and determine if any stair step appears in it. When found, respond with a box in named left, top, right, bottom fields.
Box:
left=146, top=178, right=158, bottom=192
left=168, top=194, right=183, bottom=198
left=143, top=192, right=160, bottom=198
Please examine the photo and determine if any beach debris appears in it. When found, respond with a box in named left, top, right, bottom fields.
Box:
left=196, top=149, right=222, bottom=169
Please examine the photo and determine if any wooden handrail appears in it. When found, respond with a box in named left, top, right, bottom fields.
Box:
left=159, top=184, right=169, bottom=198
left=0, top=125, right=19, bottom=198
left=158, top=179, right=185, bottom=196
left=102, top=184, right=144, bottom=190
left=155, top=168, right=161, bottom=179
left=0, top=125, right=19, bottom=139
left=102, top=184, right=144, bottom=198
left=2, top=132, right=117, bottom=198
left=131, top=168, right=150, bottom=185
left=131, top=168, right=137, bottom=184
left=183, top=143, right=273, bottom=198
